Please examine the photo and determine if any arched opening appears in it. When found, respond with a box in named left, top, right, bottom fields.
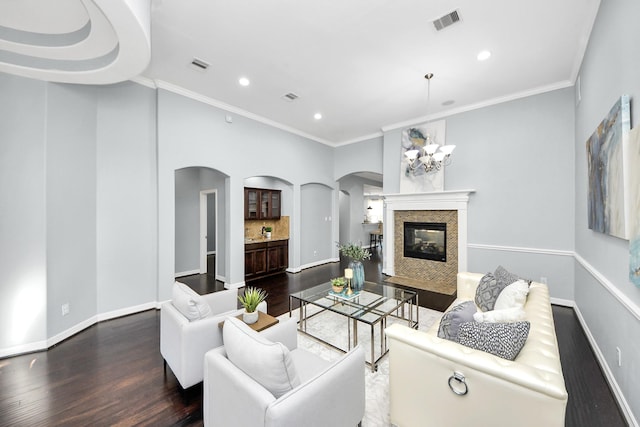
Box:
left=336, top=172, right=383, bottom=248
left=174, top=166, right=229, bottom=293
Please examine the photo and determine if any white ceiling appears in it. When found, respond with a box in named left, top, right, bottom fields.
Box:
left=0, top=0, right=600, bottom=145
left=146, top=0, right=600, bottom=145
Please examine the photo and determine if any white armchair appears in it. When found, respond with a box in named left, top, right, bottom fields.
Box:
left=160, top=283, right=267, bottom=389
left=203, top=316, right=365, bottom=427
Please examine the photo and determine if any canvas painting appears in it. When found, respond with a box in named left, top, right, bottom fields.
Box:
left=629, top=127, right=640, bottom=286
left=400, top=119, right=446, bottom=193
left=586, top=95, right=630, bottom=239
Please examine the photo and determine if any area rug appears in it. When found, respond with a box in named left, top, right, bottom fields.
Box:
left=384, top=275, right=456, bottom=295
left=277, top=306, right=442, bottom=427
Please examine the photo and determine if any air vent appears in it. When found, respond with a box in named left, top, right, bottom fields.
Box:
left=282, top=92, right=299, bottom=102
left=433, top=10, right=460, bottom=31
left=190, top=58, right=209, bottom=71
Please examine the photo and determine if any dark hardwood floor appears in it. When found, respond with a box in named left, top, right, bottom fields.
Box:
left=0, top=252, right=627, bottom=426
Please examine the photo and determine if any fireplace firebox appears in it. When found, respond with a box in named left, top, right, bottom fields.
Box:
left=403, top=222, right=447, bottom=262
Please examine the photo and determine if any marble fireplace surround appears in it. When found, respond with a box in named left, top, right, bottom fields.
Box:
left=382, top=190, right=475, bottom=278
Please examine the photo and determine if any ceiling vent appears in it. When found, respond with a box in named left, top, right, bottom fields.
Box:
left=432, top=10, right=460, bottom=31
left=190, top=58, right=210, bottom=71
left=281, top=92, right=299, bottom=102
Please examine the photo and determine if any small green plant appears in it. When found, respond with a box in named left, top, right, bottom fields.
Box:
left=337, top=242, right=371, bottom=261
left=264, top=226, right=272, bottom=232
left=330, top=277, right=346, bottom=287
left=238, top=287, right=268, bottom=313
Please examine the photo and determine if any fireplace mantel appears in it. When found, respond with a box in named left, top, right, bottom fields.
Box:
left=382, top=190, right=475, bottom=277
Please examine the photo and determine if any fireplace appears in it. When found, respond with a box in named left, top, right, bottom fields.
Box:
left=403, top=222, right=447, bottom=262
left=382, top=190, right=474, bottom=278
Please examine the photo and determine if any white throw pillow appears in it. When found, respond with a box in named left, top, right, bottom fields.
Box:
left=223, top=316, right=300, bottom=398
left=494, top=279, right=529, bottom=310
left=171, top=281, right=212, bottom=321
left=473, top=307, right=526, bottom=323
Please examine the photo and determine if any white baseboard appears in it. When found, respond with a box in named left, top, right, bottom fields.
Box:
left=550, top=297, right=574, bottom=307
left=0, top=339, right=49, bottom=358
left=224, top=280, right=245, bottom=289
left=47, top=315, right=99, bottom=349
left=0, top=302, right=160, bottom=359
left=96, top=301, right=157, bottom=323
left=573, top=304, right=638, bottom=427
left=175, top=269, right=200, bottom=278
left=215, top=274, right=225, bottom=282
left=295, top=258, right=339, bottom=272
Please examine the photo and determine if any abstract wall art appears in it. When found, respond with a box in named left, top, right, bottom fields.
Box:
left=586, top=95, right=630, bottom=239
left=400, top=119, right=446, bottom=193
left=629, top=127, right=640, bottom=286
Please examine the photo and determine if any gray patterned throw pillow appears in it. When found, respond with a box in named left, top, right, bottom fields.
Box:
left=474, top=273, right=503, bottom=312
left=475, top=266, right=523, bottom=312
left=456, top=321, right=531, bottom=360
left=494, top=265, right=520, bottom=288
left=437, top=301, right=477, bottom=341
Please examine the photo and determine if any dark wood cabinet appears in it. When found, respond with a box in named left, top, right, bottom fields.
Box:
left=266, top=239, right=288, bottom=273
left=245, top=187, right=281, bottom=220
left=245, top=239, right=288, bottom=280
left=244, top=242, right=267, bottom=279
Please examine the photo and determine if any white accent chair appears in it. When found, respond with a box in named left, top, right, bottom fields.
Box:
left=203, top=316, right=365, bottom=427
left=160, top=285, right=266, bottom=389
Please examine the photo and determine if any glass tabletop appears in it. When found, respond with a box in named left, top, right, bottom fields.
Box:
left=290, top=281, right=417, bottom=325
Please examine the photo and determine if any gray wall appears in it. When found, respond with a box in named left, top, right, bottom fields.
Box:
left=574, top=0, right=640, bottom=421
left=383, top=88, right=576, bottom=301
left=0, top=74, right=157, bottom=355
left=0, top=74, right=48, bottom=352
left=46, top=83, right=98, bottom=337
left=334, top=136, right=383, bottom=180
left=447, top=88, right=576, bottom=300
left=300, top=183, right=334, bottom=265
left=96, top=82, right=157, bottom=314
left=157, top=89, right=336, bottom=297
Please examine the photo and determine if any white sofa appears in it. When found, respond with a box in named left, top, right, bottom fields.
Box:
left=203, top=316, right=365, bottom=427
left=160, top=286, right=267, bottom=389
left=385, top=272, right=568, bottom=427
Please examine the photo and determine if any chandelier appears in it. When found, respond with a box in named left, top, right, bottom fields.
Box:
left=404, top=73, right=456, bottom=173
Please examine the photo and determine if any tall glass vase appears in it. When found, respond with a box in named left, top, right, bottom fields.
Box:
left=348, top=260, right=365, bottom=292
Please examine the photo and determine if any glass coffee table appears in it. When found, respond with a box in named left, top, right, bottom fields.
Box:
left=289, top=281, right=418, bottom=371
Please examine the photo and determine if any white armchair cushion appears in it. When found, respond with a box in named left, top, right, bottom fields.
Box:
left=223, top=316, right=301, bottom=398
left=171, top=281, right=212, bottom=321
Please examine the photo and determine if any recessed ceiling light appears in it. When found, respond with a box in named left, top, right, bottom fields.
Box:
left=477, top=50, right=491, bottom=61
left=314, top=113, right=322, bottom=120
left=238, top=77, right=250, bottom=86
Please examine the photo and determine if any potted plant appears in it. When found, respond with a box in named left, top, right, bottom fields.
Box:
left=337, top=242, right=371, bottom=292
left=330, top=277, right=346, bottom=293
left=264, top=226, right=272, bottom=239
left=238, top=287, right=267, bottom=324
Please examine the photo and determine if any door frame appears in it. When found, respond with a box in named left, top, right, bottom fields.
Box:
left=199, top=189, right=218, bottom=275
